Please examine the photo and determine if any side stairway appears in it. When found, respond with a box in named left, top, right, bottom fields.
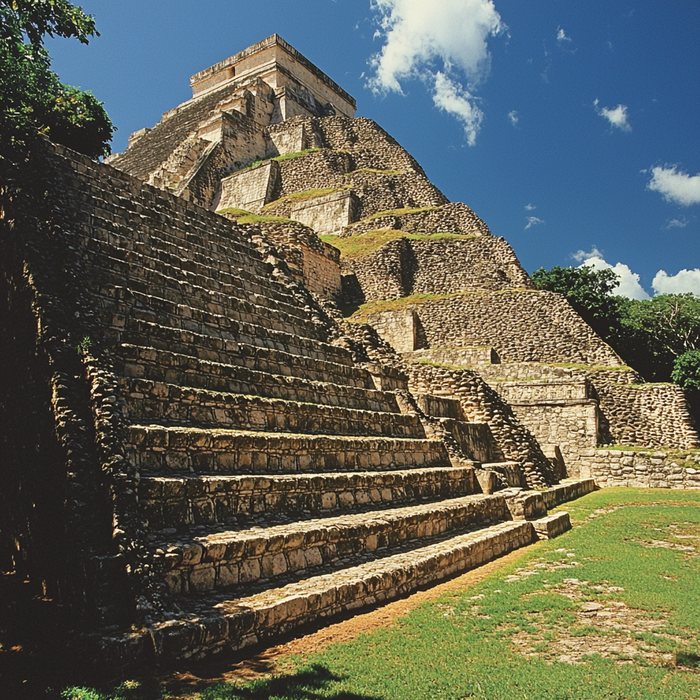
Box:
left=23, top=145, right=594, bottom=666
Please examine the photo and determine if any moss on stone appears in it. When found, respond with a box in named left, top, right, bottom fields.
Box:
left=321, top=230, right=475, bottom=259
left=263, top=186, right=351, bottom=211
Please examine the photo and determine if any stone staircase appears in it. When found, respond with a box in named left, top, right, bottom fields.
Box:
left=4, top=143, right=587, bottom=668
left=66, top=176, right=576, bottom=665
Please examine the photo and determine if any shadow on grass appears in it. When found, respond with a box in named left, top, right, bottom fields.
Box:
left=189, top=663, right=384, bottom=699
left=62, top=664, right=384, bottom=700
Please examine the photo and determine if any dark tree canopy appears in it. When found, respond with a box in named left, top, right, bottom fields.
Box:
left=0, top=0, right=114, bottom=158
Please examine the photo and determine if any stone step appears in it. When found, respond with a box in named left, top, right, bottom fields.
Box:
left=139, top=519, right=534, bottom=661
left=87, top=248, right=318, bottom=339
left=96, top=291, right=323, bottom=353
left=117, top=318, right=355, bottom=369
left=119, top=379, right=426, bottom=438
left=105, top=280, right=324, bottom=341
left=126, top=425, right=451, bottom=475
left=84, top=242, right=303, bottom=320
left=87, top=204, right=280, bottom=279
left=85, top=223, right=287, bottom=302
left=139, top=465, right=477, bottom=529
left=115, top=346, right=399, bottom=413
left=117, top=343, right=375, bottom=391
left=155, top=493, right=510, bottom=596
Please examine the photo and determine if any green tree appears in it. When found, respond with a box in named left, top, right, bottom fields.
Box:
left=620, top=294, right=700, bottom=382
left=531, top=265, right=624, bottom=340
left=0, top=0, right=114, bottom=158
left=672, top=350, right=700, bottom=394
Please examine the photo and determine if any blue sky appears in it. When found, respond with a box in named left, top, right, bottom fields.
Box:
left=46, top=0, right=700, bottom=298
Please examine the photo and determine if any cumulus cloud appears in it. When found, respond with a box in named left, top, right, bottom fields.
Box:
left=573, top=247, right=651, bottom=300
left=508, top=110, right=519, bottom=126
left=525, top=203, right=536, bottom=211
left=525, top=216, right=545, bottom=230
left=647, top=165, right=700, bottom=206
left=652, top=269, right=700, bottom=296
left=594, top=99, right=631, bottom=132
left=367, top=0, right=504, bottom=145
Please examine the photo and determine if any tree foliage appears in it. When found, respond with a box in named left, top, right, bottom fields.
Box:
left=672, top=350, right=700, bottom=395
left=531, top=265, right=624, bottom=340
left=0, top=0, right=114, bottom=158
left=533, top=265, right=700, bottom=383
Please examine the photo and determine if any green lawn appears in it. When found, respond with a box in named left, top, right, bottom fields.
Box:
left=62, top=488, right=700, bottom=700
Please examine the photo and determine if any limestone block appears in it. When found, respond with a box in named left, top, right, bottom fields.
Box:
left=533, top=511, right=571, bottom=540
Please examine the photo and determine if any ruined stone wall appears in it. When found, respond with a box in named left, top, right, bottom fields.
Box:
left=341, top=202, right=490, bottom=238
left=411, top=291, right=624, bottom=366
left=344, top=169, right=448, bottom=220
left=494, top=381, right=598, bottom=477
left=231, top=218, right=342, bottom=300
left=276, top=150, right=352, bottom=196
left=578, top=448, right=700, bottom=489
left=0, top=143, right=131, bottom=625
left=593, top=381, right=699, bottom=449
left=343, top=236, right=533, bottom=304
left=405, top=363, right=557, bottom=488
left=288, top=190, right=359, bottom=235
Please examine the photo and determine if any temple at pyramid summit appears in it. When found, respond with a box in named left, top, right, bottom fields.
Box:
left=1, top=35, right=698, bottom=667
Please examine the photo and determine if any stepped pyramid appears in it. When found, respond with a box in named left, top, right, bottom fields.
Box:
left=1, top=35, right=694, bottom=668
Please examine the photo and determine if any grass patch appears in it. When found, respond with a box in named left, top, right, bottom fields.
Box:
left=348, top=293, right=461, bottom=322
left=366, top=206, right=441, bottom=219
left=66, top=489, right=700, bottom=699
left=345, top=167, right=403, bottom=177
left=236, top=149, right=321, bottom=173
left=215, top=207, right=253, bottom=217
left=321, top=230, right=475, bottom=258
left=214, top=206, right=301, bottom=226
left=263, top=187, right=350, bottom=211
left=549, top=362, right=636, bottom=373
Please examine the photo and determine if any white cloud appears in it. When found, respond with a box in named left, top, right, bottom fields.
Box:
left=525, top=216, right=545, bottom=230
left=594, top=99, right=631, bottom=132
left=556, top=27, right=571, bottom=43
left=367, top=0, right=504, bottom=145
left=647, top=165, right=700, bottom=206
left=574, top=247, right=651, bottom=300
left=508, top=110, right=519, bottom=126
left=666, top=217, right=689, bottom=229
left=525, top=203, right=536, bottom=211
left=652, top=269, right=700, bottom=296
left=432, top=72, right=483, bottom=146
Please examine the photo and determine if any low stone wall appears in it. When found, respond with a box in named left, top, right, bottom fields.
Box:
left=410, top=347, right=500, bottom=367
left=344, top=236, right=533, bottom=303
left=579, top=449, right=700, bottom=489
left=217, top=160, right=279, bottom=212
left=496, top=380, right=589, bottom=402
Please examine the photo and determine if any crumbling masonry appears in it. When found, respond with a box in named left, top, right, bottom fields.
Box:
left=1, top=35, right=698, bottom=667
